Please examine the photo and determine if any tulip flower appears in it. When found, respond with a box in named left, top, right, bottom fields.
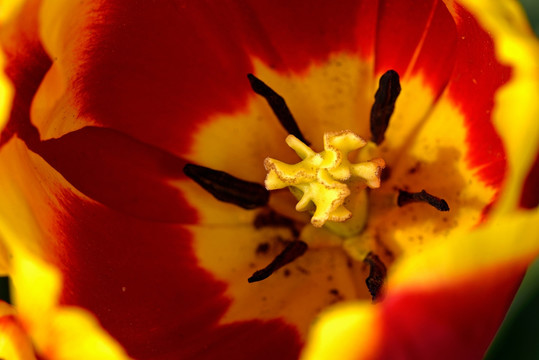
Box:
left=0, top=0, right=538, bottom=359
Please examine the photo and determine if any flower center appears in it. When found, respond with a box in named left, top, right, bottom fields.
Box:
left=264, top=130, right=385, bottom=235
left=183, top=68, right=450, bottom=301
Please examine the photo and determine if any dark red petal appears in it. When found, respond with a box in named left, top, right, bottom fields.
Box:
left=72, top=0, right=373, bottom=157
left=406, top=1, right=458, bottom=93
left=31, top=126, right=197, bottom=223
left=376, top=262, right=526, bottom=360
left=184, top=320, right=301, bottom=360
left=55, top=192, right=301, bottom=360
left=520, top=151, right=539, bottom=209
left=375, top=0, right=457, bottom=97
left=447, top=5, right=510, bottom=190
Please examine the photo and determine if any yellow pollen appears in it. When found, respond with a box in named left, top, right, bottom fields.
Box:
left=264, top=130, right=385, bottom=228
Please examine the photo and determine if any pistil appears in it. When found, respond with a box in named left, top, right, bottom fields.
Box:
left=264, top=131, right=385, bottom=233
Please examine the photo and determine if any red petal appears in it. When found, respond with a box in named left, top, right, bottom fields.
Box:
left=1, top=0, right=51, bottom=147
left=520, top=150, right=539, bottom=209
left=446, top=5, right=510, bottom=190
left=376, top=261, right=526, bottom=359
left=54, top=191, right=301, bottom=359
left=376, top=1, right=509, bottom=193
left=31, top=126, right=196, bottom=223
left=73, top=0, right=374, bottom=157
left=375, top=0, right=457, bottom=96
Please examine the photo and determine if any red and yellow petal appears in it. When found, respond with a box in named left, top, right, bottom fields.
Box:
left=304, top=0, right=539, bottom=358
left=4, top=1, right=389, bottom=358
left=34, top=0, right=378, bottom=155
left=0, top=134, right=304, bottom=359
left=0, top=302, right=36, bottom=360
left=376, top=0, right=458, bottom=97
left=0, top=174, right=129, bottom=359
left=304, top=259, right=527, bottom=360
left=0, top=0, right=51, bottom=148
left=6, top=235, right=130, bottom=359
left=0, top=4, right=129, bottom=359
left=460, top=0, right=539, bottom=213
left=305, top=208, right=539, bottom=360
left=0, top=117, right=130, bottom=359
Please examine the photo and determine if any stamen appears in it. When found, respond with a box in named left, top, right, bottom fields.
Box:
left=363, top=252, right=387, bottom=301
left=397, top=189, right=450, bottom=211
left=183, top=163, right=269, bottom=209
left=247, top=73, right=310, bottom=145
left=248, top=241, right=308, bottom=283
left=370, top=70, right=401, bottom=145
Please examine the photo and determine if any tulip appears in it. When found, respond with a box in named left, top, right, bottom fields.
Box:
left=0, top=0, right=538, bottom=359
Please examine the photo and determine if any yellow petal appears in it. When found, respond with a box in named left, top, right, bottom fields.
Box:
left=391, top=208, right=539, bottom=291
left=43, top=308, right=131, bottom=360
left=0, top=302, right=36, bottom=360
left=301, top=303, right=380, bottom=360
left=0, top=0, right=25, bottom=24
left=0, top=50, right=13, bottom=131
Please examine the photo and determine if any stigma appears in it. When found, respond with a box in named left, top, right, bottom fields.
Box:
left=264, top=130, right=385, bottom=228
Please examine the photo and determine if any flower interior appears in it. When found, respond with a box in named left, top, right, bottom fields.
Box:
left=179, top=54, right=495, bottom=338
left=2, top=1, right=538, bottom=358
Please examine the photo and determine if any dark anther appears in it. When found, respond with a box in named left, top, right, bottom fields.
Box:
left=397, top=189, right=450, bottom=211
left=183, top=163, right=269, bottom=209
left=254, top=210, right=299, bottom=238
left=370, top=70, right=401, bottom=145
left=247, top=73, right=310, bottom=145
left=364, top=252, right=387, bottom=301
left=248, top=241, right=308, bottom=283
